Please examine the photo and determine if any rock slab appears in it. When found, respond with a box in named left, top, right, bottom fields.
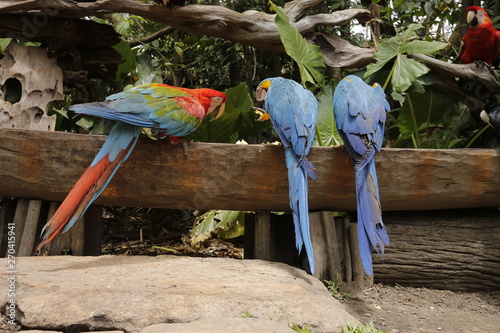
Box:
left=1, top=256, right=357, bottom=332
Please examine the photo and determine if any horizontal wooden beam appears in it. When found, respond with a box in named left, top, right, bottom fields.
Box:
left=1, top=128, right=500, bottom=211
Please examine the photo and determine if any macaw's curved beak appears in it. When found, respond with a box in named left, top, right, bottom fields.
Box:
left=467, top=10, right=478, bottom=26
left=253, top=107, right=270, bottom=121
left=255, top=86, right=267, bottom=102
left=209, top=102, right=225, bottom=121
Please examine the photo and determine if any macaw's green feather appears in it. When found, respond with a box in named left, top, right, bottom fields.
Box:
left=37, top=82, right=227, bottom=252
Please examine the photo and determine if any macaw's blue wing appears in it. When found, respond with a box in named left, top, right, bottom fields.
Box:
left=257, top=77, right=318, bottom=274
left=333, top=75, right=390, bottom=275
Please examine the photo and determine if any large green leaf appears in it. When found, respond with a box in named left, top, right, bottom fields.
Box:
left=113, top=40, right=137, bottom=86
left=398, top=86, right=456, bottom=139
left=392, top=54, right=430, bottom=93
left=0, top=38, right=11, bottom=53
left=226, top=82, right=254, bottom=110
left=190, top=210, right=245, bottom=248
left=270, top=2, right=325, bottom=87
left=186, top=104, right=243, bottom=143
left=364, top=23, right=446, bottom=93
left=400, top=40, right=448, bottom=56
left=313, top=84, right=343, bottom=146
left=365, top=39, right=401, bottom=77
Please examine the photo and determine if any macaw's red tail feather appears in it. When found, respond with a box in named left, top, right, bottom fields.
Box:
left=36, top=136, right=137, bottom=251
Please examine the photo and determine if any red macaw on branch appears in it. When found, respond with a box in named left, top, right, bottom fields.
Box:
left=37, top=83, right=226, bottom=251
left=460, top=6, right=500, bottom=65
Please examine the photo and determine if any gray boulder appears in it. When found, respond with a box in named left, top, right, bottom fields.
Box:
left=1, top=256, right=357, bottom=332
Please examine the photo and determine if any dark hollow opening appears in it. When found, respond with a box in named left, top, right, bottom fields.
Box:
left=4, top=77, right=22, bottom=104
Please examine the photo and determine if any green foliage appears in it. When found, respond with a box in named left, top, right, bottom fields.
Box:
left=0, top=38, right=11, bottom=53
left=362, top=22, right=485, bottom=149
left=342, top=322, right=387, bottom=333
left=324, top=279, right=351, bottom=301
left=365, top=23, right=447, bottom=94
left=190, top=210, right=245, bottom=248
left=290, top=323, right=314, bottom=333
left=113, top=40, right=137, bottom=88
left=398, top=86, right=455, bottom=142
left=241, top=312, right=255, bottom=318
left=270, top=1, right=325, bottom=87
left=313, top=84, right=343, bottom=147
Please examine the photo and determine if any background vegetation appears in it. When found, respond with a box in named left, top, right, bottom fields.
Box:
left=38, top=0, right=500, bottom=150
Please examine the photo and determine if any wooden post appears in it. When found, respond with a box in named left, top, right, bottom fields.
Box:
left=43, top=202, right=85, bottom=256
left=348, top=223, right=374, bottom=290
left=310, top=211, right=342, bottom=282
left=17, top=200, right=42, bottom=256
left=341, top=218, right=352, bottom=283
left=12, top=199, right=30, bottom=253
left=84, top=205, right=103, bottom=256
left=0, top=199, right=16, bottom=256
left=253, top=212, right=272, bottom=261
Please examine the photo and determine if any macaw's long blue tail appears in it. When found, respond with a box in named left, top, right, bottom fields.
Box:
left=37, top=121, right=141, bottom=250
left=355, top=159, right=390, bottom=276
left=285, top=149, right=315, bottom=274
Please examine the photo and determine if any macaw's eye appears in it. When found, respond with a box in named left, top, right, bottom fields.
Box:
left=212, top=96, right=223, bottom=104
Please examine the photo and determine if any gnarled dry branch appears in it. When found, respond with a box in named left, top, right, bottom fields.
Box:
left=0, top=0, right=372, bottom=67
left=411, top=53, right=500, bottom=114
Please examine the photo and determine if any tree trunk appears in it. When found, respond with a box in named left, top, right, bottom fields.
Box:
left=374, top=210, right=500, bottom=291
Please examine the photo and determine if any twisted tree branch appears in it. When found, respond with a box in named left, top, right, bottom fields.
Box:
left=0, top=0, right=372, bottom=64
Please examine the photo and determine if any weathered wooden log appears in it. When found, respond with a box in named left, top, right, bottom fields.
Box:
left=1, top=128, right=500, bottom=212
left=373, top=210, right=500, bottom=291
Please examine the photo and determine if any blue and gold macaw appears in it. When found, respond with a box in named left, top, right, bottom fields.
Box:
left=333, top=75, right=390, bottom=276
left=255, top=77, right=318, bottom=274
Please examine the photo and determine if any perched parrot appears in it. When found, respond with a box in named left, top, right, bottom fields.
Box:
left=37, top=83, right=227, bottom=250
left=333, top=75, right=390, bottom=276
left=460, top=6, right=500, bottom=65
left=255, top=77, right=318, bottom=274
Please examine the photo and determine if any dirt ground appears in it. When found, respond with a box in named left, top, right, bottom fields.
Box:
left=344, top=284, right=500, bottom=333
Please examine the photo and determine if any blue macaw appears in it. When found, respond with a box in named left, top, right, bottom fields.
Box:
left=37, top=83, right=227, bottom=250
left=333, top=75, right=390, bottom=276
left=255, top=77, right=318, bottom=274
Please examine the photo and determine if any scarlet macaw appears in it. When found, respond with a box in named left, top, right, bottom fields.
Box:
left=255, top=77, right=317, bottom=274
left=333, top=75, right=390, bottom=276
left=460, top=6, right=500, bottom=65
left=37, top=83, right=227, bottom=250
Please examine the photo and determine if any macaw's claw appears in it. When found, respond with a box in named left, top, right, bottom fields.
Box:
left=181, top=140, right=188, bottom=158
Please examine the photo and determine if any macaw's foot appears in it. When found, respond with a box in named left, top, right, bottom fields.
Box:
left=168, top=136, right=189, bottom=158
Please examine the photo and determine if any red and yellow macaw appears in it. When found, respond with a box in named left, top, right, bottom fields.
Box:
left=460, top=6, right=500, bottom=65
left=255, top=77, right=318, bottom=274
left=37, top=83, right=226, bottom=250
left=333, top=75, right=390, bottom=276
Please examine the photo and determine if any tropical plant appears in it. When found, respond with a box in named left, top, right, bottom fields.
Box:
left=342, top=321, right=387, bottom=333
